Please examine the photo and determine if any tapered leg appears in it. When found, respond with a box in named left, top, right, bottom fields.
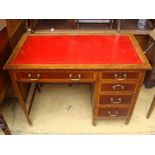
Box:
left=125, top=118, right=130, bottom=125
left=92, top=119, right=97, bottom=126
left=11, top=81, right=32, bottom=126
left=146, top=95, right=155, bottom=119
left=2, top=127, right=11, bottom=135
left=92, top=81, right=100, bottom=127
left=36, top=83, right=41, bottom=92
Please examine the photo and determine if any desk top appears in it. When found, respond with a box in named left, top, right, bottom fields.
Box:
left=4, top=31, right=151, bottom=70
left=13, top=35, right=142, bottom=65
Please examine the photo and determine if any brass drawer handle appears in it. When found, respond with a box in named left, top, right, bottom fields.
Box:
left=108, top=110, right=119, bottom=117
left=28, top=73, right=40, bottom=81
left=114, top=73, right=127, bottom=80
left=112, top=84, right=124, bottom=90
left=110, top=97, right=122, bottom=104
left=69, top=74, right=81, bottom=81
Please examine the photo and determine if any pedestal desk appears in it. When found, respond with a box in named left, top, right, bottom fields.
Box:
left=4, top=31, right=151, bottom=126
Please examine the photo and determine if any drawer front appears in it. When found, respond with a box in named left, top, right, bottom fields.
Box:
left=101, top=71, right=139, bottom=81
left=97, top=108, right=129, bottom=117
left=99, top=94, right=133, bottom=105
left=100, top=83, right=136, bottom=92
left=15, top=71, right=95, bottom=81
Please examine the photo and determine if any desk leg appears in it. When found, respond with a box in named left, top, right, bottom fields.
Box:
left=92, top=77, right=100, bottom=126
left=92, top=119, right=97, bottom=126
left=2, top=126, right=11, bottom=135
left=13, top=82, right=32, bottom=126
left=10, top=73, right=32, bottom=126
left=146, top=95, right=155, bottom=119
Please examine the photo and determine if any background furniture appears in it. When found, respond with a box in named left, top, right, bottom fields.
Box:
left=144, top=29, right=155, bottom=88
left=0, top=19, right=26, bottom=134
left=0, top=22, right=12, bottom=135
left=116, top=19, right=154, bottom=31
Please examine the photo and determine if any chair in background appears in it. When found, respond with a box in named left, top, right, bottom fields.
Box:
left=145, top=29, right=155, bottom=118
left=144, top=29, right=155, bottom=88
left=74, top=19, right=115, bottom=29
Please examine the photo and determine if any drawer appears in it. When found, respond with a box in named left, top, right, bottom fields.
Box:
left=15, top=71, right=95, bottom=82
left=101, top=71, right=139, bottom=81
left=97, top=108, right=129, bottom=117
left=99, top=94, right=133, bottom=105
left=100, top=83, right=137, bottom=92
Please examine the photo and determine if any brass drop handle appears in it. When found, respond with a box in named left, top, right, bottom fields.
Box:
left=114, top=73, right=127, bottom=80
left=69, top=74, right=81, bottom=81
left=108, top=110, right=119, bottom=117
left=112, top=84, right=124, bottom=90
left=110, top=97, right=122, bottom=104
left=28, top=73, right=40, bottom=81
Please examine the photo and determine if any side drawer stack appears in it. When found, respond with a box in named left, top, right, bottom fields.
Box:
left=96, top=71, right=140, bottom=119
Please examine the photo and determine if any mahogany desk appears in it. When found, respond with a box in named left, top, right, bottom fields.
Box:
left=4, top=31, right=151, bottom=126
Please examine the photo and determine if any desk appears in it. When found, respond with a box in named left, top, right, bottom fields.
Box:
left=4, top=31, right=151, bottom=126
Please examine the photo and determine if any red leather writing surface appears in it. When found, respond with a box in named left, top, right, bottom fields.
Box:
left=13, top=35, right=142, bottom=64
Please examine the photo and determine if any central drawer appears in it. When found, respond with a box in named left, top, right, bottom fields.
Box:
left=100, top=83, right=137, bottom=92
left=15, top=71, right=95, bottom=82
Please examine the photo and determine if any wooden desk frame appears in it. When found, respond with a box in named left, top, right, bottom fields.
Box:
left=4, top=30, right=151, bottom=126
